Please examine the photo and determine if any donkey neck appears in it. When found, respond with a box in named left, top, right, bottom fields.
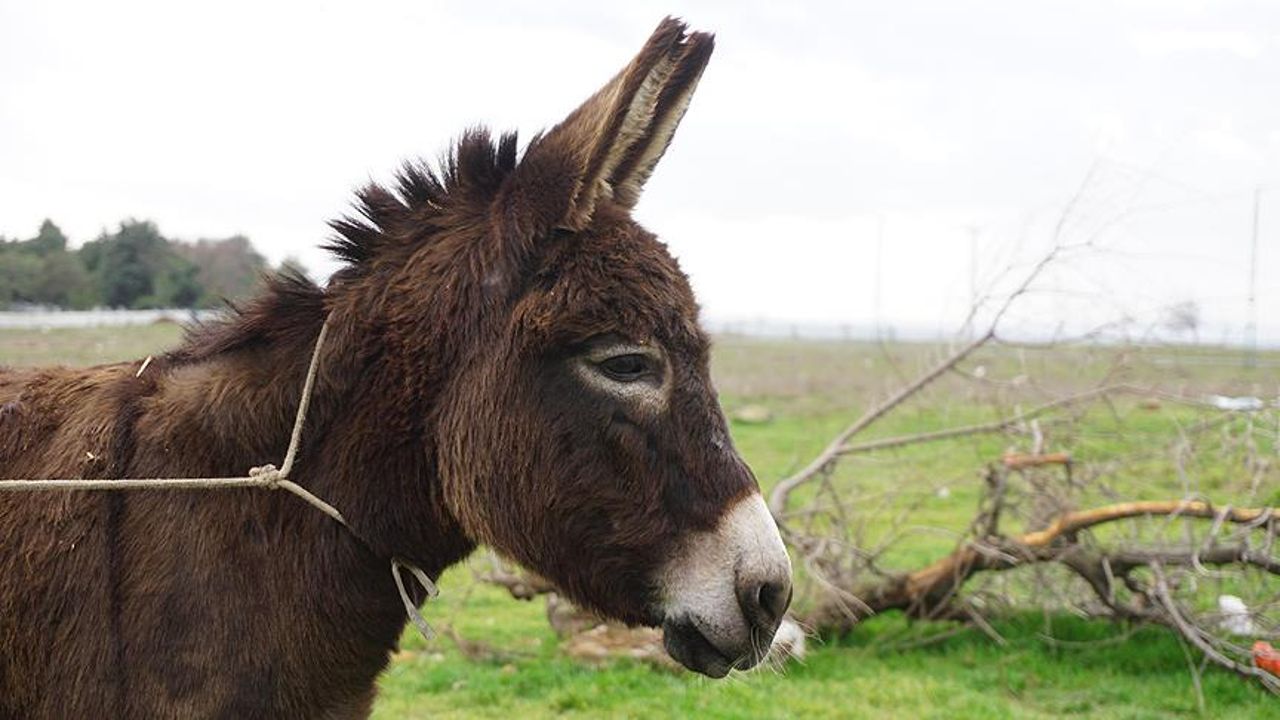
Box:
left=168, top=295, right=475, bottom=586
left=113, top=297, right=479, bottom=713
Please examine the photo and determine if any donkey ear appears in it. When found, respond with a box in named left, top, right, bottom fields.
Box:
left=514, top=18, right=715, bottom=231
left=607, top=29, right=714, bottom=209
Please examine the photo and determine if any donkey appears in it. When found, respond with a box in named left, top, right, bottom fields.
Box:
left=0, top=18, right=791, bottom=718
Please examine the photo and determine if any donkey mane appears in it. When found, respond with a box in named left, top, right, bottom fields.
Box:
left=323, top=129, right=519, bottom=270
left=168, top=271, right=325, bottom=363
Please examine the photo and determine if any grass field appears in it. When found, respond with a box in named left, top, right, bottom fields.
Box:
left=2, top=325, right=1276, bottom=717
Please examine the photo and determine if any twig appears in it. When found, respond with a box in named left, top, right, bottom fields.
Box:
left=769, top=331, right=993, bottom=516
left=1149, top=564, right=1280, bottom=692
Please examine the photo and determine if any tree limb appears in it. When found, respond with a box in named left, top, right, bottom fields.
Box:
left=805, top=500, right=1277, bottom=631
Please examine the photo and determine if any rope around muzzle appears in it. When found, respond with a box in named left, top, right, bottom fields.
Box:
left=0, top=319, right=439, bottom=641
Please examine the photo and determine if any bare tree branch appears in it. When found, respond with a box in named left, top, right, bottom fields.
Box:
left=768, top=331, right=993, bottom=516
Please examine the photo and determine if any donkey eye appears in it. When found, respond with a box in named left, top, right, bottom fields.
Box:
left=597, top=354, right=651, bottom=382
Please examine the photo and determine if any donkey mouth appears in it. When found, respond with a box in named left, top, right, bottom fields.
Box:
left=662, top=617, right=770, bottom=678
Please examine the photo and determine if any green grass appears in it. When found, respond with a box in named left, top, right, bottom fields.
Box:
left=374, top=528, right=1272, bottom=719
left=2, top=326, right=1276, bottom=716
left=375, top=592, right=1266, bottom=719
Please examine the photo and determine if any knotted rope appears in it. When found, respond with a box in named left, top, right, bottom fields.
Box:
left=0, top=320, right=438, bottom=640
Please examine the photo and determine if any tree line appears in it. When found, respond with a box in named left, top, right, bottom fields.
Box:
left=0, top=219, right=303, bottom=310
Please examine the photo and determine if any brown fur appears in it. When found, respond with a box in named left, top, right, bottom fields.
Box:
left=0, top=18, right=757, bottom=719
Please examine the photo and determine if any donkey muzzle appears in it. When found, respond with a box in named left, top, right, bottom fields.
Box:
left=656, top=492, right=793, bottom=677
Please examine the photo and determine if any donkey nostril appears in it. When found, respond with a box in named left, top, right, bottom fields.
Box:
left=738, top=577, right=792, bottom=633
left=757, top=580, right=791, bottom=625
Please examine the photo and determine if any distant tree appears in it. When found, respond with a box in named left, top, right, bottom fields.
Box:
left=174, top=235, right=267, bottom=306
left=0, top=220, right=92, bottom=308
left=1, top=218, right=274, bottom=310
left=146, top=255, right=202, bottom=308
left=83, top=220, right=168, bottom=308
left=84, top=220, right=209, bottom=308
left=34, top=251, right=94, bottom=308
left=0, top=249, right=42, bottom=306
left=29, top=219, right=69, bottom=256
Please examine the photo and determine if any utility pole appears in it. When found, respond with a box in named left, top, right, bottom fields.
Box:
left=874, top=215, right=884, bottom=341
left=1246, top=187, right=1261, bottom=368
left=963, top=225, right=982, bottom=340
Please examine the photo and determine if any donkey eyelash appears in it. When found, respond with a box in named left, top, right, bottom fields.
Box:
left=573, top=343, right=668, bottom=402
left=596, top=354, right=653, bottom=382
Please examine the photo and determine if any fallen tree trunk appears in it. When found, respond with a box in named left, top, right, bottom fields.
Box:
left=805, top=500, right=1277, bottom=631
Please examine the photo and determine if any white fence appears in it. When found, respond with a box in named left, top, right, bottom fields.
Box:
left=0, top=309, right=225, bottom=329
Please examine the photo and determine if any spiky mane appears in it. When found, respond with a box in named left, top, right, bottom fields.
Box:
left=322, top=128, right=520, bottom=269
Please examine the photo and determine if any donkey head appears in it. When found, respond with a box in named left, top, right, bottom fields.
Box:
left=342, top=18, right=791, bottom=676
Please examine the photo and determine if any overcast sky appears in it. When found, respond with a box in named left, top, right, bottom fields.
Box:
left=2, top=1, right=1277, bottom=342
